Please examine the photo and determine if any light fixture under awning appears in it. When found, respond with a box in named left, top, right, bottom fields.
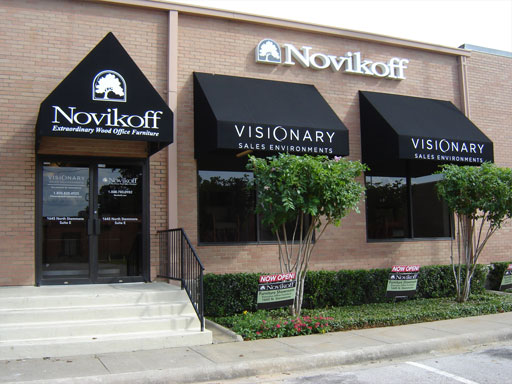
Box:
left=359, top=91, right=493, bottom=164
left=193, top=72, right=349, bottom=158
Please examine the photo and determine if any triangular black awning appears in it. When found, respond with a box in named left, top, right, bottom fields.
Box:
left=194, top=72, right=349, bottom=158
left=359, top=91, right=493, bottom=164
left=36, top=32, right=173, bottom=156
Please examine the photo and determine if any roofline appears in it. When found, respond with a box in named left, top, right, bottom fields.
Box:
left=90, top=0, right=471, bottom=57
left=460, top=44, right=512, bottom=58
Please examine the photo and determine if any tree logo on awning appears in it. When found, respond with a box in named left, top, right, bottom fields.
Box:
left=92, top=70, right=127, bottom=102
left=36, top=32, right=174, bottom=155
left=255, top=39, right=281, bottom=64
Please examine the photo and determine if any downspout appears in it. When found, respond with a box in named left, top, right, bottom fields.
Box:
left=168, top=10, right=178, bottom=229
left=459, top=55, right=470, bottom=118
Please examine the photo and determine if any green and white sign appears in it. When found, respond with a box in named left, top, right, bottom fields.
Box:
left=386, top=265, right=420, bottom=298
left=500, top=264, right=512, bottom=291
left=257, top=273, right=296, bottom=310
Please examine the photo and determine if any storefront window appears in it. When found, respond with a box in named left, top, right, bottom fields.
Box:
left=411, top=174, right=451, bottom=238
left=366, top=176, right=409, bottom=239
left=198, top=157, right=311, bottom=243
left=198, top=170, right=257, bottom=243
left=365, top=161, right=451, bottom=240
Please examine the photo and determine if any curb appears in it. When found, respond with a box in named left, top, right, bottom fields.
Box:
left=487, top=289, right=512, bottom=295
left=8, top=327, right=512, bottom=384
left=205, top=318, right=244, bottom=343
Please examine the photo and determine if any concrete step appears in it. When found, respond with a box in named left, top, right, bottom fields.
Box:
left=0, top=301, right=194, bottom=323
left=0, top=315, right=201, bottom=340
left=0, top=286, right=185, bottom=309
left=0, top=282, right=212, bottom=360
left=0, top=329, right=212, bottom=360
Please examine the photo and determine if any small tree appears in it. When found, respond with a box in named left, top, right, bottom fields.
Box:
left=247, top=153, right=366, bottom=316
left=436, top=162, right=512, bottom=302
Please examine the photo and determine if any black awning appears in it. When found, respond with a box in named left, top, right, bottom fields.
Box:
left=194, top=72, right=349, bottom=158
left=36, top=33, right=173, bottom=157
left=359, top=91, right=493, bottom=164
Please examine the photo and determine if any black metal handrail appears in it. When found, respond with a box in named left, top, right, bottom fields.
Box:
left=158, top=228, right=205, bottom=331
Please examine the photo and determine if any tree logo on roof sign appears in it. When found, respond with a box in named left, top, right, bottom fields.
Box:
left=92, top=70, right=127, bottom=102
left=255, top=39, right=281, bottom=64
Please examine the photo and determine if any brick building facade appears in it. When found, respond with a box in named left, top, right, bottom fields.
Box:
left=0, top=0, right=510, bottom=286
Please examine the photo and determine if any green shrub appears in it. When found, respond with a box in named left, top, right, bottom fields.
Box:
left=416, top=265, right=453, bottom=298
left=335, top=269, right=377, bottom=306
left=213, top=293, right=512, bottom=340
left=204, top=264, right=489, bottom=317
left=487, top=262, right=512, bottom=290
left=203, top=273, right=260, bottom=317
left=470, top=264, right=489, bottom=294
left=302, top=269, right=390, bottom=308
left=302, top=271, right=337, bottom=308
left=354, top=268, right=391, bottom=304
left=417, top=264, right=487, bottom=297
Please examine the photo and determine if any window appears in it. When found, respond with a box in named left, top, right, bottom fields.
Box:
left=198, top=170, right=257, bottom=242
left=365, top=160, right=451, bottom=240
left=197, top=155, right=311, bottom=244
left=366, top=175, right=409, bottom=239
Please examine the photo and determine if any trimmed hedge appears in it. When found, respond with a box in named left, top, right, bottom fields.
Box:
left=204, top=264, right=489, bottom=317
left=203, top=273, right=259, bottom=317
left=416, top=264, right=487, bottom=298
left=302, top=269, right=390, bottom=308
left=487, top=261, right=512, bottom=290
left=304, top=265, right=487, bottom=307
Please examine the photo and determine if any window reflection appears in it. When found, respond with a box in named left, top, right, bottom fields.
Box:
left=366, top=176, right=409, bottom=239
left=365, top=166, right=451, bottom=240
left=411, top=174, right=451, bottom=237
left=98, top=166, right=142, bottom=216
left=98, top=165, right=143, bottom=277
left=198, top=171, right=256, bottom=242
left=42, top=164, right=89, bottom=279
left=198, top=170, right=312, bottom=243
left=42, top=166, right=89, bottom=218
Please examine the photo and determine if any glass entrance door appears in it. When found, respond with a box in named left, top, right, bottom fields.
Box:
left=40, top=159, right=146, bottom=284
left=97, top=164, right=143, bottom=279
left=42, top=162, right=90, bottom=280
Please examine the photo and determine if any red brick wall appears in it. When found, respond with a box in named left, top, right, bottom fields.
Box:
left=0, top=0, right=169, bottom=285
left=1, top=1, right=510, bottom=286
left=177, top=14, right=467, bottom=274
left=465, top=51, right=512, bottom=264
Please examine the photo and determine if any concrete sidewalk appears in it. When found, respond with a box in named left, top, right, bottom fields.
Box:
left=2, top=312, right=512, bottom=384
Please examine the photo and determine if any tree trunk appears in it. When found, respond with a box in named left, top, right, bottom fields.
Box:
left=277, top=214, right=323, bottom=317
left=455, top=215, right=474, bottom=303
left=293, top=271, right=306, bottom=317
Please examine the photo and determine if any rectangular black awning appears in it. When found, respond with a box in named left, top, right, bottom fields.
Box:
left=194, top=72, right=349, bottom=158
left=359, top=91, right=493, bottom=164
